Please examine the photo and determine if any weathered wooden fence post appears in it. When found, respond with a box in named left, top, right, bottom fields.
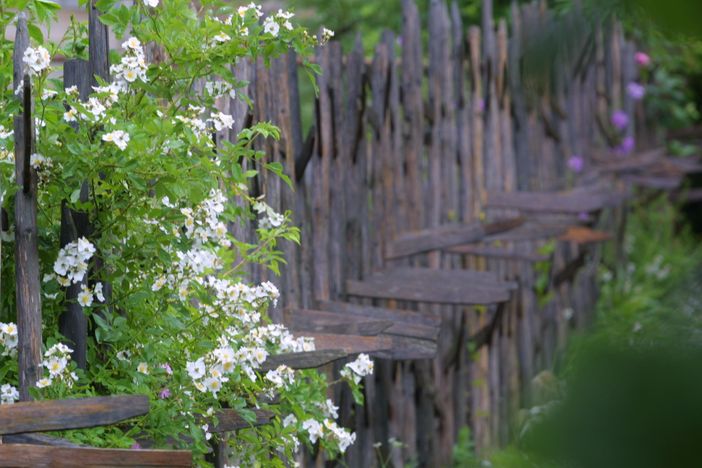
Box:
left=58, top=59, right=92, bottom=370
left=13, top=12, right=42, bottom=400
left=56, top=0, right=109, bottom=370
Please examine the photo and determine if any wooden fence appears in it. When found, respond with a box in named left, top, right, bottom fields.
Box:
left=217, top=0, right=697, bottom=466
left=4, top=0, right=701, bottom=466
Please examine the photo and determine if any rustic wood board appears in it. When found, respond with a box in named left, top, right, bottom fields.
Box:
left=283, top=310, right=436, bottom=359
left=346, top=268, right=513, bottom=305
left=295, top=333, right=394, bottom=354
left=371, top=336, right=437, bottom=360
left=486, top=189, right=625, bottom=213
left=283, top=308, right=394, bottom=336
left=385, top=218, right=524, bottom=259
left=446, top=244, right=548, bottom=262
left=622, top=174, right=683, bottom=190
left=262, top=350, right=347, bottom=370
left=592, top=147, right=664, bottom=173
left=483, top=222, right=570, bottom=242
left=2, top=433, right=82, bottom=447
left=0, top=395, right=149, bottom=435
left=316, top=300, right=441, bottom=340
left=0, top=444, right=191, bottom=467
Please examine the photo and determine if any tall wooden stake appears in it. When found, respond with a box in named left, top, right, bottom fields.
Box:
left=13, top=12, right=42, bottom=401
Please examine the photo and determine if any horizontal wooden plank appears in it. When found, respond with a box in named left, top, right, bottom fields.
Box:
left=283, top=308, right=393, bottom=336
left=446, top=244, right=548, bottom=262
left=0, top=395, right=149, bottom=436
left=346, top=268, right=512, bottom=305
left=622, top=174, right=682, bottom=190
left=2, top=432, right=83, bottom=447
left=371, top=336, right=437, bottom=360
left=484, top=222, right=569, bottom=242
left=316, top=301, right=440, bottom=340
left=262, top=350, right=348, bottom=370
left=296, top=333, right=394, bottom=354
left=385, top=218, right=524, bottom=259
left=593, top=147, right=665, bottom=173
left=0, top=444, right=191, bottom=467
left=210, top=409, right=273, bottom=433
left=486, top=188, right=627, bottom=213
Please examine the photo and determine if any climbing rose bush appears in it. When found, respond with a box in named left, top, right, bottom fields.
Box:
left=0, top=0, right=368, bottom=465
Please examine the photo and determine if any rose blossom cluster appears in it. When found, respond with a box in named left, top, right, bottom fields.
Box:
left=0, top=322, right=18, bottom=357
left=340, top=353, right=375, bottom=384
left=53, top=237, right=96, bottom=286
left=300, top=417, right=356, bottom=453
left=22, top=46, right=51, bottom=76
left=253, top=200, right=285, bottom=229
left=37, top=343, right=78, bottom=389
left=0, top=384, right=19, bottom=405
left=111, top=37, right=148, bottom=86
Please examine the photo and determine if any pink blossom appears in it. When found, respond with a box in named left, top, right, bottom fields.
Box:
left=627, top=82, right=646, bottom=101
left=635, top=52, right=651, bottom=67
left=130, top=442, right=141, bottom=450
left=611, top=110, right=629, bottom=130
left=160, top=363, right=173, bottom=375
left=568, top=155, right=584, bottom=173
left=159, top=387, right=171, bottom=399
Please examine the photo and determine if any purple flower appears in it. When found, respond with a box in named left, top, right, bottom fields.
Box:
left=159, top=387, right=171, bottom=399
left=568, top=155, right=584, bottom=173
left=635, top=52, right=651, bottom=67
left=160, top=363, right=172, bottom=375
left=611, top=110, right=629, bottom=130
left=615, top=136, right=635, bottom=156
left=130, top=442, right=141, bottom=450
left=627, top=82, right=646, bottom=101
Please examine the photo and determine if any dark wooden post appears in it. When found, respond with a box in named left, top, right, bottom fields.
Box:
left=88, top=0, right=110, bottom=87
left=13, top=12, right=42, bottom=401
left=87, top=0, right=113, bottom=309
left=58, top=59, right=91, bottom=370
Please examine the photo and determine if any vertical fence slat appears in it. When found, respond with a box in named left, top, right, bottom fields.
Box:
left=13, top=12, right=42, bottom=401
left=58, top=59, right=92, bottom=370
left=89, top=0, right=110, bottom=86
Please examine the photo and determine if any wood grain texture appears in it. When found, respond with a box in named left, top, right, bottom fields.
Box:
left=486, top=189, right=626, bottom=213
left=88, top=0, right=110, bottom=86
left=316, top=300, right=441, bottom=340
left=0, top=444, right=191, bottom=467
left=0, top=395, right=149, bottom=435
left=2, top=433, right=84, bottom=447
left=59, top=60, right=92, bottom=370
left=13, top=12, right=42, bottom=401
left=385, top=218, right=524, bottom=259
left=447, top=244, right=548, bottom=262
left=346, top=268, right=512, bottom=305
left=295, top=333, right=394, bottom=354
left=283, top=308, right=394, bottom=336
